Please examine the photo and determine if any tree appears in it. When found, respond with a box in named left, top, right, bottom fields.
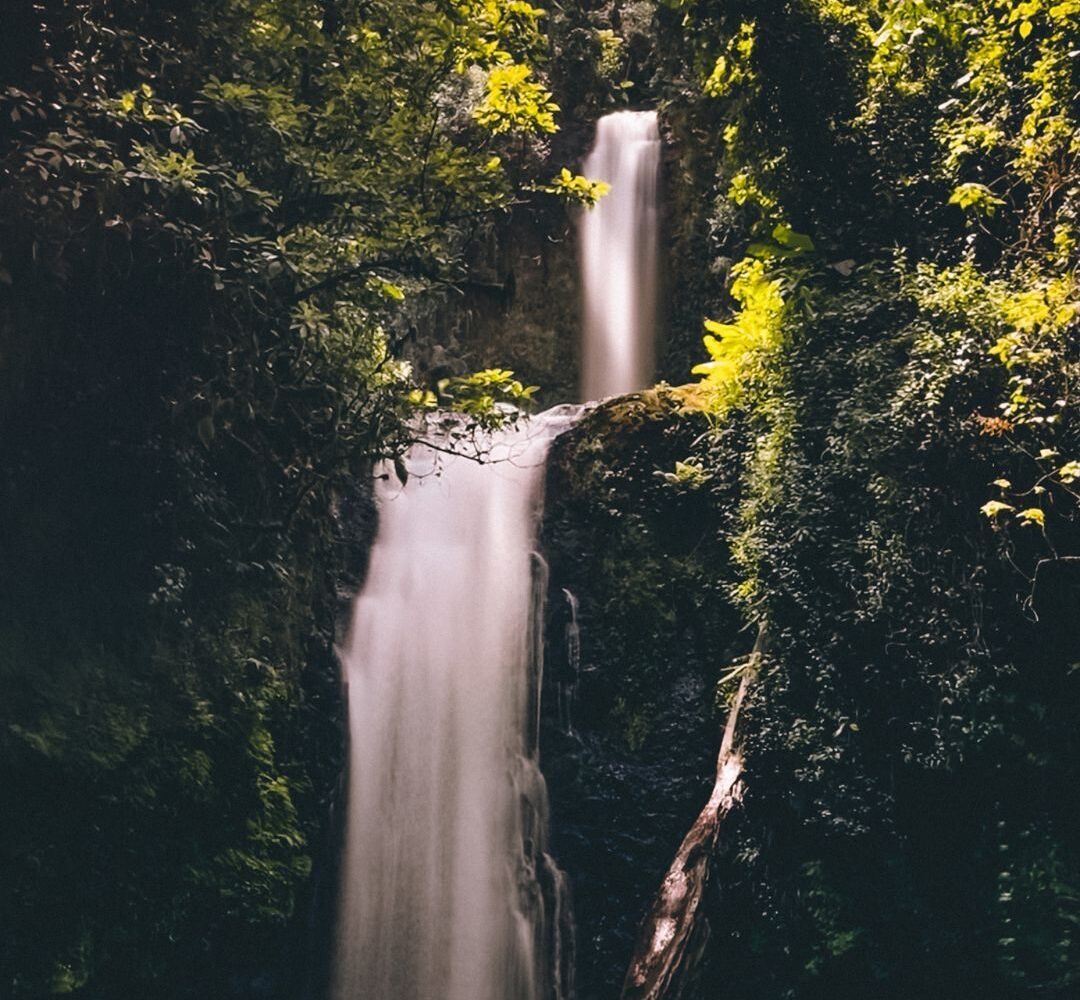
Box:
left=0, top=1, right=573, bottom=994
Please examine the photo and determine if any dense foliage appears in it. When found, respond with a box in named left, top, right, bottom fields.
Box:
left=0, top=1, right=576, bottom=995
left=540, top=387, right=747, bottom=997
left=4, top=0, right=1079, bottom=997
left=650, top=0, right=1080, bottom=995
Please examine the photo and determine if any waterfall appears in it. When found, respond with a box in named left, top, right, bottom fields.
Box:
left=578, top=110, right=661, bottom=401
left=557, top=589, right=581, bottom=738
left=333, top=110, right=663, bottom=1000
left=332, top=409, right=579, bottom=1000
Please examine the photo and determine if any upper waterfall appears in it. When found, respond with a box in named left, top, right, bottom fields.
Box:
left=578, top=110, right=661, bottom=401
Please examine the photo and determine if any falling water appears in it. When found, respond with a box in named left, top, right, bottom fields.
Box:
left=334, top=110, right=663, bottom=1000
left=333, top=409, right=579, bottom=1000
left=557, top=589, right=581, bottom=738
left=579, top=110, right=662, bottom=401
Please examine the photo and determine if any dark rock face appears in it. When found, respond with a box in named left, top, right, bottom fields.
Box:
left=401, top=165, right=587, bottom=406
left=538, top=390, right=746, bottom=999
left=395, top=108, right=695, bottom=408
left=332, top=477, right=379, bottom=641
left=409, top=200, right=583, bottom=404
left=539, top=664, right=717, bottom=999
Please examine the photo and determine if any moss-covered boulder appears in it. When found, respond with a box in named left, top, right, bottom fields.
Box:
left=540, top=386, right=748, bottom=999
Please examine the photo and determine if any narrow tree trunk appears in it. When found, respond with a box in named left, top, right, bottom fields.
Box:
left=620, top=628, right=762, bottom=1000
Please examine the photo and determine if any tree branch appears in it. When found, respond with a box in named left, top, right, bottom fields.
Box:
left=621, top=624, right=764, bottom=1000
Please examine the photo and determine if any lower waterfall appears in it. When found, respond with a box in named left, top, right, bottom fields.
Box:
left=332, top=409, right=579, bottom=1000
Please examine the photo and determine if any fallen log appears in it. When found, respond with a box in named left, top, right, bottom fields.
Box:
left=620, top=628, right=762, bottom=1000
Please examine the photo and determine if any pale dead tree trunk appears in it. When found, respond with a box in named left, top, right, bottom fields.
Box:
left=620, top=626, right=763, bottom=1000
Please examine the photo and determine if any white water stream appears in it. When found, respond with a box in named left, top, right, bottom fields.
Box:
left=579, top=110, right=661, bottom=400
left=332, top=412, right=579, bottom=1000
left=332, top=111, right=661, bottom=1000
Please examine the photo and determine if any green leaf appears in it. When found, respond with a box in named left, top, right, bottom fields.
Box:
left=772, top=223, right=814, bottom=252
left=980, top=500, right=1014, bottom=519
left=1017, top=507, right=1045, bottom=526
left=1058, top=460, right=1080, bottom=483
left=379, top=281, right=405, bottom=301
left=948, top=183, right=1005, bottom=216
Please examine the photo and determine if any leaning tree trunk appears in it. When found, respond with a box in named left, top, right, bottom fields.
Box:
left=620, top=627, right=763, bottom=1000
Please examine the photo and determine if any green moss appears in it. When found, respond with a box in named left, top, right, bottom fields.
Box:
left=543, top=387, right=747, bottom=740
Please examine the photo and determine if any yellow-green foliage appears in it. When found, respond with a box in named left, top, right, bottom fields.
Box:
left=692, top=259, right=788, bottom=413
left=703, top=20, right=757, bottom=98
left=437, top=367, right=539, bottom=428
left=905, top=259, right=1080, bottom=537
left=948, top=181, right=1005, bottom=216
left=474, top=63, right=559, bottom=135
left=540, top=167, right=611, bottom=206
left=688, top=0, right=1080, bottom=561
left=726, top=170, right=778, bottom=215
left=909, top=260, right=1079, bottom=422
left=595, top=28, right=626, bottom=82
left=448, top=0, right=550, bottom=71
left=864, top=0, right=1080, bottom=185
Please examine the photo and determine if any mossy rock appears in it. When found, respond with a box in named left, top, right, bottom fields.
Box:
left=539, top=385, right=747, bottom=999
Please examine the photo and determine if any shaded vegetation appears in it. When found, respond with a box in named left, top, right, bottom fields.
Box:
left=647, top=0, right=1080, bottom=995
left=540, top=387, right=746, bottom=998
left=0, top=1, right=572, bottom=995
left=3, top=0, right=1080, bottom=998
